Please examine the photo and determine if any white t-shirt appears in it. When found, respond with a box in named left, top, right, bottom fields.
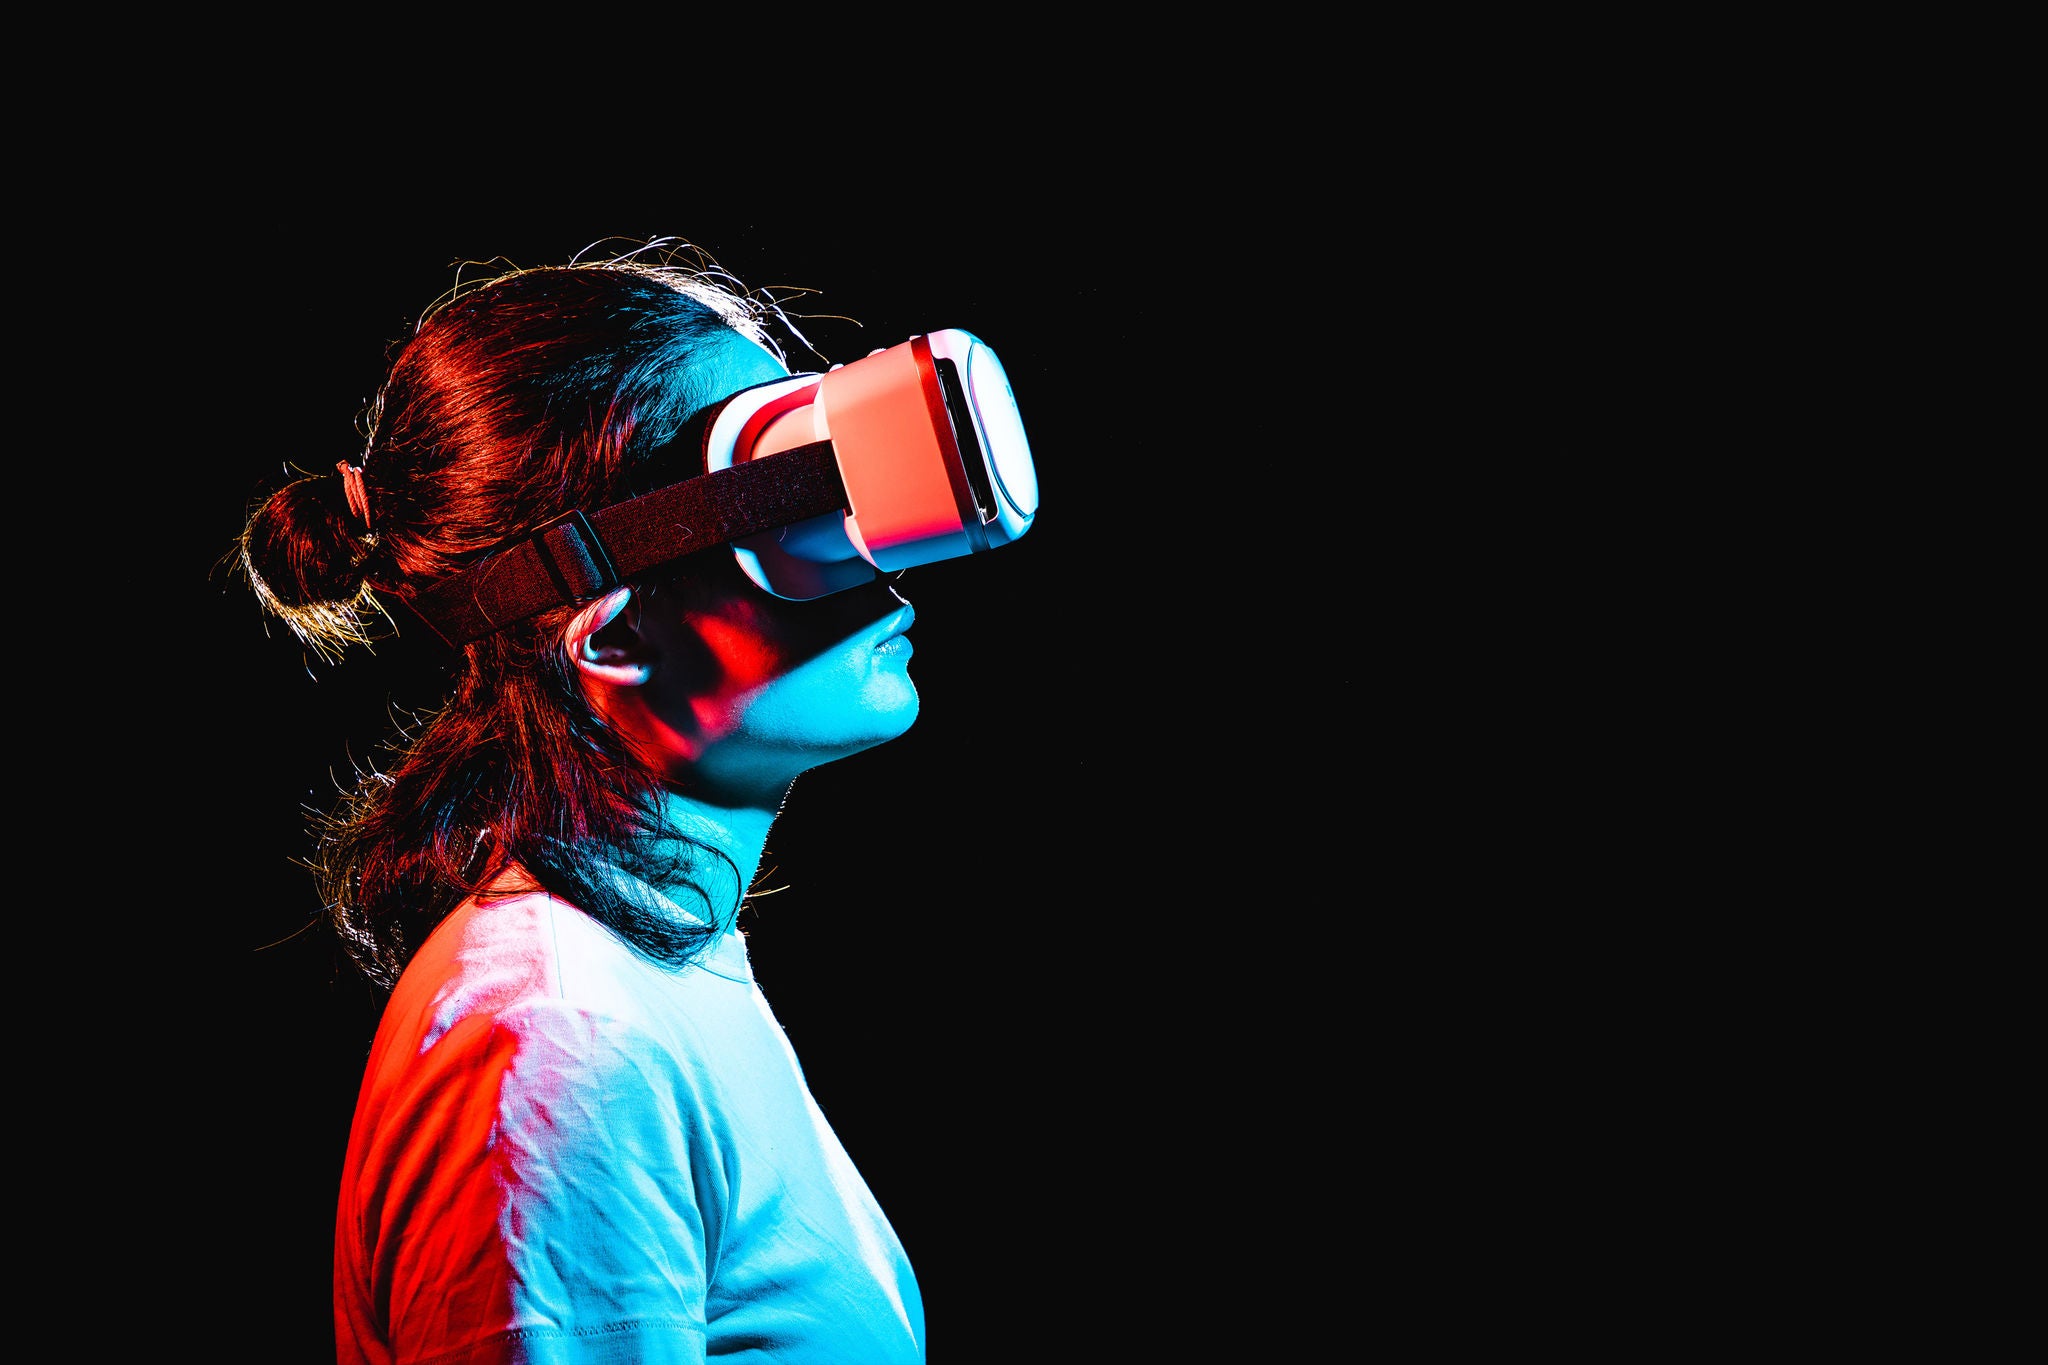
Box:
left=334, top=885, right=925, bottom=1364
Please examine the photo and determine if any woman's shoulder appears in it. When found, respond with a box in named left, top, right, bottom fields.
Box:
left=344, top=894, right=745, bottom=1219
left=386, top=887, right=753, bottom=1059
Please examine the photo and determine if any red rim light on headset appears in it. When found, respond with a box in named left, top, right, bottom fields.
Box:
left=702, top=329, right=1039, bottom=599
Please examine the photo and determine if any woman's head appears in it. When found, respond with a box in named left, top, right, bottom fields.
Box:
left=231, top=243, right=916, bottom=988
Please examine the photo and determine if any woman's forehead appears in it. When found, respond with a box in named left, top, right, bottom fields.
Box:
left=723, top=333, right=792, bottom=384
left=692, top=333, right=791, bottom=414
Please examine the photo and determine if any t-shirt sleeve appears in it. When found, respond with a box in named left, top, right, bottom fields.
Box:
left=369, top=999, right=729, bottom=1365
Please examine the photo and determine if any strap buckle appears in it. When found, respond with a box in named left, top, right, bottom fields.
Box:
left=529, top=508, right=619, bottom=601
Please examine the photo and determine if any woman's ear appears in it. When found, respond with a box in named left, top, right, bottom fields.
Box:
left=564, top=587, right=653, bottom=686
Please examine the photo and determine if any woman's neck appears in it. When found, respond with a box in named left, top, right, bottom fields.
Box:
left=642, top=784, right=782, bottom=923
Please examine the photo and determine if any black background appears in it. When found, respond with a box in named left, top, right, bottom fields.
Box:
left=83, top=98, right=1838, bottom=1360
left=172, top=195, right=1252, bottom=1354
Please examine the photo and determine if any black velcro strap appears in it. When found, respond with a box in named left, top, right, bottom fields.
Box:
left=403, top=441, right=847, bottom=647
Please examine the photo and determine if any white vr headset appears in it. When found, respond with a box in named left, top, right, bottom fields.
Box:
left=407, top=328, right=1039, bottom=647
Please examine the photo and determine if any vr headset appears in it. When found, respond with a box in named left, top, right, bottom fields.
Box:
left=407, top=329, right=1038, bottom=647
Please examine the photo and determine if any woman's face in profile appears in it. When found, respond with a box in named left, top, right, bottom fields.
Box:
left=617, top=336, right=923, bottom=797
left=640, top=552, right=920, bottom=793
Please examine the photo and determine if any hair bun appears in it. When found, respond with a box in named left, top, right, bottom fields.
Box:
left=234, top=470, right=381, bottom=658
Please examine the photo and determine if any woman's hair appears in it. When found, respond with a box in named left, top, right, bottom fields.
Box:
left=233, top=239, right=817, bottom=993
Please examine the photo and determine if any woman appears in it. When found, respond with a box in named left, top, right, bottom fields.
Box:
left=233, top=239, right=1020, bottom=1362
